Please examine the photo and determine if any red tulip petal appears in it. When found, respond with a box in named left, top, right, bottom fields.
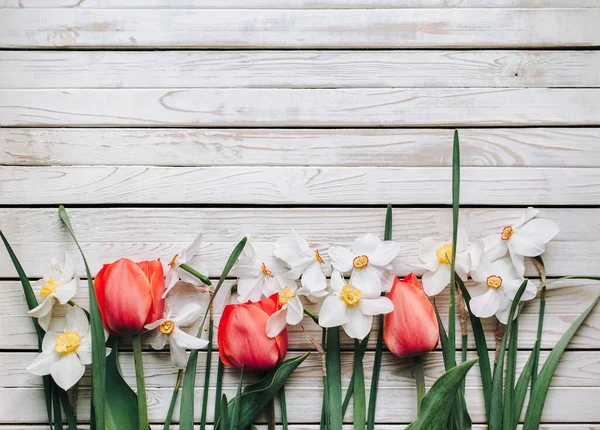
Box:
left=137, top=259, right=166, bottom=325
left=93, top=264, right=109, bottom=329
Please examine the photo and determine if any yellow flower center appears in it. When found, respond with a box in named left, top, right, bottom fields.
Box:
left=55, top=332, right=81, bottom=355
left=486, top=275, right=503, bottom=289
left=40, top=278, right=58, bottom=297
left=341, top=284, right=362, bottom=307
left=261, top=262, right=273, bottom=277
left=352, top=255, right=369, bottom=269
left=501, top=226, right=513, bottom=241
left=159, top=320, right=175, bottom=334
left=315, top=249, right=325, bottom=264
left=168, top=254, right=179, bottom=268
left=436, top=244, right=453, bottom=265
left=278, top=286, right=294, bottom=306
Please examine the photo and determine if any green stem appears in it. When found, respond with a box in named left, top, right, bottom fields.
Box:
left=342, top=372, right=355, bottom=416
left=163, top=370, right=183, bottom=430
left=461, top=333, right=468, bottom=394
left=180, top=263, right=212, bottom=286
left=531, top=287, right=546, bottom=389
left=200, top=318, right=214, bottom=430
left=214, top=358, right=225, bottom=424
left=326, top=327, right=343, bottom=430
left=414, top=355, right=426, bottom=416
left=280, top=386, right=289, bottom=430
left=304, top=308, right=319, bottom=324
left=132, top=334, right=148, bottom=430
left=52, top=382, right=63, bottom=430
left=353, top=339, right=367, bottom=430
left=367, top=314, right=384, bottom=430
left=267, top=397, right=276, bottom=430
left=320, top=329, right=328, bottom=430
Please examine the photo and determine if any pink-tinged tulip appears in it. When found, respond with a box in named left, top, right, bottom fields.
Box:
left=94, top=258, right=165, bottom=336
left=384, top=273, right=439, bottom=357
left=218, top=294, right=288, bottom=371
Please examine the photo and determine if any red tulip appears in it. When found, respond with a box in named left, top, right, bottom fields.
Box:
left=384, top=273, right=439, bottom=357
left=218, top=294, right=288, bottom=371
left=94, top=258, right=165, bottom=336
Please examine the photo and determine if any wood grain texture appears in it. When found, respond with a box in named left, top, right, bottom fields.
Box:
left=2, top=88, right=600, bottom=127
left=1, top=9, right=599, bottom=49
left=3, top=51, right=599, bottom=89
left=2, top=166, right=600, bottom=205
left=1, top=386, right=598, bottom=423
left=2, top=128, right=600, bottom=167
left=1, top=0, right=598, bottom=8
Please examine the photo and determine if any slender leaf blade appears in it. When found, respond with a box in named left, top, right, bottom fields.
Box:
left=513, top=343, right=536, bottom=428
left=326, top=328, right=343, bottom=430
left=503, top=318, right=519, bottom=430
left=104, top=336, right=139, bottom=430
left=353, top=338, right=368, bottom=430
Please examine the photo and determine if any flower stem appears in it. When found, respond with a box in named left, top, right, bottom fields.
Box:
left=414, top=355, right=426, bottom=416
left=200, top=316, right=213, bottom=430
left=353, top=338, right=368, bottom=430
left=163, top=370, right=183, bottom=430
left=280, top=386, right=289, bottom=430
left=132, top=333, right=148, bottom=430
left=326, top=327, right=343, bottom=430
left=304, top=308, right=319, bottom=324
left=179, top=263, right=212, bottom=286
left=267, top=397, right=276, bottom=430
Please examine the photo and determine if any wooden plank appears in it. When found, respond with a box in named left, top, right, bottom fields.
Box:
left=2, top=128, right=600, bottom=167
left=2, top=89, right=600, bottom=127
left=2, top=166, right=600, bottom=206
left=2, top=350, right=598, bottom=389
left=0, top=386, right=597, bottom=423
left=3, top=51, right=599, bottom=89
left=1, top=9, right=599, bottom=49
left=1, top=1, right=598, bottom=8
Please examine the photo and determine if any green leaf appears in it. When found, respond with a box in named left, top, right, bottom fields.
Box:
left=131, top=334, right=148, bottom=429
left=280, top=386, right=288, bottom=430
left=523, top=296, right=599, bottom=429
left=179, top=236, right=248, bottom=430
left=407, top=359, right=478, bottom=430
left=513, top=343, right=536, bottom=428
left=219, top=394, right=229, bottom=430
left=58, top=386, right=78, bottom=430
left=230, top=367, right=244, bottom=430
left=52, top=383, right=63, bottom=430
left=326, top=327, right=343, bottom=430
left=456, top=277, right=492, bottom=420
left=228, top=353, right=310, bottom=429
left=367, top=203, right=392, bottom=430
left=162, top=370, right=182, bottom=430
left=214, top=359, right=225, bottom=424
left=342, top=370, right=354, bottom=417
left=448, top=129, right=461, bottom=369
left=200, top=318, right=214, bottom=430
left=353, top=337, right=369, bottom=430
left=434, top=305, right=451, bottom=371
left=104, top=336, right=139, bottom=430
left=180, top=263, right=212, bottom=287
left=0, top=230, right=54, bottom=426
left=58, top=206, right=106, bottom=430
left=503, top=318, right=519, bottom=430
left=489, top=280, right=529, bottom=430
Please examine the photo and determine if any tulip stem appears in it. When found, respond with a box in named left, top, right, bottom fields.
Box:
left=414, top=355, right=426, bottom=416
left=267, top=397, right=276, bottom=430
left=280, top=386, right=288, bottom=430
left=132, top=334, right=148, bottom=430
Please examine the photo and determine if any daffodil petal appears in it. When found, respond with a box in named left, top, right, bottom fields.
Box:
left=77, top=332, right=93, bottom=365
left=236, top=275, right=264, bottom=303
left=266, top=308, right=288, bottom=338
left=350, top=266, right=382, bottom=298
left=301, top=261, right=327, bottom=293
left=172, top=327, right=209, bottom=350
left=353, top=234, right=382, bottom=254
left=173, top=303, right=203, bottom=327
left=318, top=296, right=348, bottom=328
left=27, top=351, right=60, bottom=376
left=65, top=306, right=89, bottom=336
left=342, top=306, right=372, bottom=340
left=58, top=253, right=75, bottom=285
left=169, top=341, right=188, bottom=369
left=51, top=353, right=85, bottom=390
left=286, top=296, right=304, bottom=325
left=368, top=240, right=401, bottom=267
left=328, top=246, right=355, bottom=273
left=469, top=289, right=500, bottom=319
left=421, top=264, right=451, bottom=296
left=53, top=278, right=78, bottom=304
left=358, top=296, right=394, bottom=316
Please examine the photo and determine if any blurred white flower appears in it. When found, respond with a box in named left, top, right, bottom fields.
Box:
left=145, top=303, right=209, bottom=368
left=483, top=207, right=559, bottom=277
left=28, top=254, right=78, bottom=331
left=328, top=234, right=401, bottom=297
left=163, top=233, right=209, bottom=298
left=233, top=240, right=284, bottom=303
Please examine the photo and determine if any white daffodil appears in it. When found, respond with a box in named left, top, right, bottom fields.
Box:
left=482, top=207, right=559, bottom=277
left=273, top=230, right=328, bottom=294
left=28, top=254, right=78, bottom=331
left=266, top=278, right=305, bottom=338
left=328, top=234, right=401, bottom=297
left=318, top=271, right=394, bottom=340
left=163, top=233, right=208, bottom=298
left=233, top=240, right=284, bottom=303
left=417, top=228, right=483, bottom=297
left=145, top=303, right=209, bottom=368
left=27, top=307, right=99, bottom=390
left=469, top=256, right=537, bottom=324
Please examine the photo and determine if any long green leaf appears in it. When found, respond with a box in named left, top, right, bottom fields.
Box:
left=489, top=280, right=529, bottom=430
left=200, top=317, right=214, bottom=430
left=214, top=359, right=225, bottom=424
left=58, top=206, right=106, bottom=430
left=326, top=328, right=343, bottom=430
left=104, top=336, right=139, bottom=430
left=503, top=318, right=519, bottom=430
left=367, top=203, right=392, bottom=430
left=342, top=372, right=355, bottom=417
left=513, top=343, right=536, bottom=428
left=523, top=296, right=599, bottom=429
left=434, top=305, right=451, bottom=371
left=407, top=359, right=478, bottom=430
left=353, top=338, right=369, bottom=430
left=0, top=230, right=54, bottom=427
left=230, top=368, right=244, bottom=430
left=218, top=394, right=229, bottom=430
left=448, top=130, right=461, bottom=369
left=179, top=237, right=247, bottom=430
left=52, top=383, right=63, bottom=430
left=162, top=370, right=182, bottom=430
left=280, top=386, right=288, bottom=430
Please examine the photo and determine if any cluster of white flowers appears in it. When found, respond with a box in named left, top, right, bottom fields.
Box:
left=417, top=208, right=559, bottom=323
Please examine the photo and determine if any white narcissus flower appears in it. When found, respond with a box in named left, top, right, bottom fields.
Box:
left=27, top=306, right=100, bottom=390
left=163, top=233, right=208, bottom=298
left=318, top=271, right=394, bottom=340
left=483, top=207, right=559, bottom=277
left=28, top=254, right=79, bottom=331
left=328, top=234, right=401, bottom=297
left=145, top=303, right=209, bottom=368
left=266, top=278, right=305, bottom=338
left=417, top=228, right=483, bottom=297
left=233, top=240, right=283, bottom=303
left=273, top=230, right=328, bottom=294
left=469, top=256, right=537, bottom=324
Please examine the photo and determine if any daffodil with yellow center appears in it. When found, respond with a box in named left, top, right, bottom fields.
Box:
left=278, top=286, right=294, bottom=306
left=159, top=320, right=175, bottom=334
left=501, top=226, right=514, bottom=241
left=341, top=284, right=362, bottom=307
left=435, top=244, right=453, bottom=265
left=55, top=332, right=81, bottom=355
left=266, top=281, right=305, bottom=338
left=234, top=240, right=283, bottom=303
left=40, top=278, right=58, bottom=297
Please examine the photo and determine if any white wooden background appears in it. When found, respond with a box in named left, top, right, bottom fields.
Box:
left=1, top=1, right=599, bottom=428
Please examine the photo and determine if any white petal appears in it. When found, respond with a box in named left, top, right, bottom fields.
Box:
left=65, top=307, right=89, bottom=336
left=350, top=266, right=382, bottom=298
left=330, top=271, right=346, bottom=293
left=27, top=351, right=60, bottom=376
left=266, top=309, right=288, bottom=338
left=51, top=353, right=85, bottom=390
left=353, top=234, right=382, bottom=254
left=169, top=342, right=189, bottom=369
left=502, top=279, right=535, bottom=302
left=318, top=296, right=348, bottom=328
left=342, top=306, right=372, bottom=340
left=469, top=289, right=501, bottom=319
left=77, top=333, right=93, bottom=365
left=173, top=303, right=203, bottom=327
left=456, top=227, right=470, bottom=252
left=41, top=331, right=59, bottom=353
left=181, top=233, right=203, bottom=262
left=58, top=253, right=75, bottom=285
left=301, top=261, right=327, bottom=293
left=511, top=218, right=559, bottom=257
left=273, top=231, right=311, bottom=266
left=513, top=207, right=540, bottom=229
left=483, top=234, right=508, bottom=261
left=359, top=297, right=394, bottom=316
left=286, top=296, right=304, bottom=325
left=145, top=318, right=168, bottom=331
left=171, top=327, right=209, bottom=350
left=28, top=298, right=54, bottom=322
left=368, top=241, right=401, bottom=267
left=147, top=331, right=168, bottom=350
left=53, top=278, right=78, bottom=304
left=263, top=276, right=283, bottom=297
left=455, top=253, right=471, bottom=280
left=418, top=238, right=445, bottom=272
left=421, top=264, right=451, bottom=296
left=236, top=275, right=264, bottom=303
left=508, top=250, right=526, bottom=278
left=328, top=246, right=355, bottom=273
left=380, top=270, right=396, bottom=293
left=495, top=295, right=514, bottom=324
left=468, top=240, right=485, bottom=272
left=162, top=269, right=179, bottom=298
left=38, top=312, right=53, bottom=333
